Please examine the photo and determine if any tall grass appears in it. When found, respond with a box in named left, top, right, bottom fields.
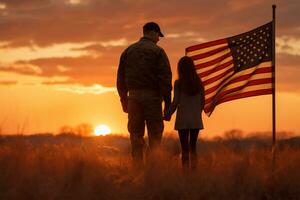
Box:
left=0, top=133, right=299, bottom=200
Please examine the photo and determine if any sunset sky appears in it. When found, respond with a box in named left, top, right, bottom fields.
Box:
left=0, top=0, right=299, bottom=137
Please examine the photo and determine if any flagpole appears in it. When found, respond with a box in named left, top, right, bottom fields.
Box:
left=272, top=5, right=276, bottom=149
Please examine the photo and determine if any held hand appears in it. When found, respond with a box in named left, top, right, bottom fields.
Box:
left=122, top=104, right=128, bottom=113
left=163, top=105, right=171, bottom=121
left=163, top=115, right=171, bottom=121
left=120, top=98, right=128, bottom=113
left=163, top=110, right=171, bottom=121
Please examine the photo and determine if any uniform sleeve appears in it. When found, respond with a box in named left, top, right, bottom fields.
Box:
left=157, top=48, right=172, bottom=107
left=117, top=50, right=128, bottom=102
left=164, top=80, right=180, bottom=118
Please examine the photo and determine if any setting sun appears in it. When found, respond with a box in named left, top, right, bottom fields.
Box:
left=94, top=124, right=111, bottom=136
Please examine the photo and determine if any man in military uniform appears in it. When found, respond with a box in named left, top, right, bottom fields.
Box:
left=117, top=22, right=172, bottom=165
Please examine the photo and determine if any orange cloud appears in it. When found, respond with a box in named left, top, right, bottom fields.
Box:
left=0, top=80, right=17, bottom=86
left=55, top=84, right=116, bottom=95
left=0, top=0, right=299, bottom=93
left=0, top=0, right=299, bottom=136
left=0, top=2, right=6, bottom=10
left=277, top=36, right=300, bottom=56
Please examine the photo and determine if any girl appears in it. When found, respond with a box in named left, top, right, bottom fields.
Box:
left=164, top=56, right=205, bottom=169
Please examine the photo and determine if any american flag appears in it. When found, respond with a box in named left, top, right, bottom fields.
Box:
left=186, top=22, right=274, bottom=116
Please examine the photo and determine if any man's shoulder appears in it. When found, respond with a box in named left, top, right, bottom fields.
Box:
left=147, top=41, right=164, bottom=51
left=155, top=44, right=165, bottom=52
left=140, top=38, right=164, bottom=51
left=147, top=43, right=165, bottom=56
left=124, top=42, right=138, bottom=51
left=121, top=42, right=138, bottom=57
left=123, top=38, right=167, bottom=58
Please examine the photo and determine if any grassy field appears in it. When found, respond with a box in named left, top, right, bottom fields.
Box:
left=0, top=133, right=299, bottom=200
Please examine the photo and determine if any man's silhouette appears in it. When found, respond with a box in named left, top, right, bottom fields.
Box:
left=117, top=22, right=172, bottom=165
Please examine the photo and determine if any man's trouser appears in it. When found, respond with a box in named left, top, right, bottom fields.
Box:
left=127, top=91, right=164, bottom=163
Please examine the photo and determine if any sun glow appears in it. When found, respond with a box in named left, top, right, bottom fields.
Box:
left=94, top=124, right=111, bottom=136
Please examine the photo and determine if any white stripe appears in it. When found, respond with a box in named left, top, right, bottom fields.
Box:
left=187, top=43, right=228, bottom=57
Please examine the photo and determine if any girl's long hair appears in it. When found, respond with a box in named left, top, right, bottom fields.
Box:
left=177, top=56, right=205, bottom=100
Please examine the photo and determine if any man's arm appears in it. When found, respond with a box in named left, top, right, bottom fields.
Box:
left=156, top=48, right=172, bottom=114
left=164, top=80, right=179, bottom=121
left=117, top=50, right=128, bottom=113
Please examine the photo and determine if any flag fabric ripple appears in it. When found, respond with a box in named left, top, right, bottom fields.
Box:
left=186, top=22, right=274, bottom=116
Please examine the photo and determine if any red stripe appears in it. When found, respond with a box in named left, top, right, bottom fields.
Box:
left=186, top=39, right=227, bottom=52
left=217, top=89, right=273, bottom=105
left=190, top=46, right=229, bottom=60
left=204, top=66, right=272, bottom=95
left=203, top=67, right=234, bottom=85
left=199, top=60, right=233, bottom=78
left=205, top=78, right=273, bottom=104
left=195, top=52, right=232, bottom=69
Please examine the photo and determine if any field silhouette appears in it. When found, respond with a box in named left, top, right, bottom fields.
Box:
left=0, top=132, right=300, bottom=200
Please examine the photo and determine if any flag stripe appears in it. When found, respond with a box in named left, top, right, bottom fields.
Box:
left=228, top=67, right=272, bottom=83
left=194, top=52, right=232, bottom=68
left=186, top=22, right=273, bottom=115
left=199, top=64, right=234, bottom=85
left=199, top=63, right=234, bottom=82
left=195, top=56, right=233, bottom=71
left=217, top=88, right=273, bottom=106
left=205, top=69, right=272, bottom=97
left=205, top=84, right=272, bottom=111
left=203, top=67, right=235, bottom=85
left=198, top=60, right=234, bottom=77
left=204, top=71, right=235, bottom=93
left=204, top=89, right=273, bottom=114
left=187, top=43, right=228, bottom=57
left=203, top=62, right=272, bottom=111
left=204, top=61, right=271, bottom=88
left=205, top=79, right=272, bottom=104
left=186, top=38, right=227, bottom=52
left=190, top=46, right=229, bottom=60
left=193, top=48, right=231, bottom=65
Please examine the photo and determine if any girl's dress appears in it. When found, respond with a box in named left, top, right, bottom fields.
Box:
left=165, top=80, right=204, bottom=130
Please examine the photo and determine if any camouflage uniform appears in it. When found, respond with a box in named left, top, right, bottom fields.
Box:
left=117, top=37, right=172, bottom=163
